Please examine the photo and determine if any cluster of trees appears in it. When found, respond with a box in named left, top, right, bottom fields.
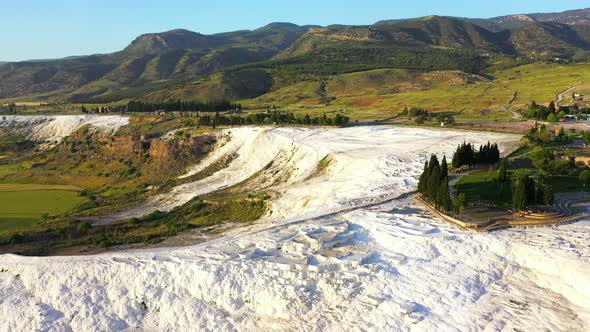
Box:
left=193, top=111, right=350, bottom=128
left=400, top=107, right=455, bottom=125
left=524, top=123, right=571, bottom=146
left=524, top=101, right=558, bottom=121
left=512, top=174, right=553, bottom=210
left=418, top=155, right=453, bottom=212
left=451, top=142, right=500, bottom=168
left=126, top=100, right=241, bottom=113
left=523, top=101, right=587, bottom=122
left=530, top=147, right=579, bottom=176
left=80, top=105, right=126, bottom=114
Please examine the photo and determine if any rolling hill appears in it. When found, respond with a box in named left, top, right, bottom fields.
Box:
left=376, top=8, right=590, bottom=30
left=1, top=8, right=590, bottom=104
left=0, top=23, right=313, bottom=101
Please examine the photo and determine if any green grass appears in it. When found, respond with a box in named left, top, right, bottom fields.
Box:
left=0, top=162, right=25, bottom=176
left=455, top=169, right=514, bottom=208
left=493, top=63, right=590, bottom=107
left=0, top=185, right=87, bottom=236
left=188, top=198, right=266, bottom=226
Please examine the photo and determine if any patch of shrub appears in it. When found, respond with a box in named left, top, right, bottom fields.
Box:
left=8, top=234, right=24, bottom=245
left=145, top=210, right=164, bottom=221
left=76, top=221, right=91, bottom=234
left=96, top=239, right=112, bottom=248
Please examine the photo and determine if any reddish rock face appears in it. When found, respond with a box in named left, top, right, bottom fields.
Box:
left=59, top=129, right=216, bottom=175
left=103, top=134, right=147, bottom=157
left=148, top=136, right=215, bottom=160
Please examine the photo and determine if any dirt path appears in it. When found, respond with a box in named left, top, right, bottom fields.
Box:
left=500, top=105, right=522, bottom=120
left=497, top=85, right=522, bottom=120
left=508, top=89, right=518, bottom=106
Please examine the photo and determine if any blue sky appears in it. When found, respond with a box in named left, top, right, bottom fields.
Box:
left=1, top=0, right=588, bottom=61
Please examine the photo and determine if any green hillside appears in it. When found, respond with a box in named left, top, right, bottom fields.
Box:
left=239, top=62, right=590, bottom=122
left=1, top=9, right=590, bottom=106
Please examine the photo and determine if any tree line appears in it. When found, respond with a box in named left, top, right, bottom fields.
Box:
left=194, top=111, right=350, bottom=127
left=126, top=100, right=242, bottom=113
left=451, top=142, right=500, bottom=168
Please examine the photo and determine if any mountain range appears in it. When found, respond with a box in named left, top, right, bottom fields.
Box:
left=1, top=8, right=590, bottom=103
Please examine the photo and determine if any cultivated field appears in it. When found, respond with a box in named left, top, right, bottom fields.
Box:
left=0, top=184, right=86, bottom=236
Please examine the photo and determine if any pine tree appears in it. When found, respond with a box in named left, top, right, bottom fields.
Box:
left=498, top=158, right=507, bottom=182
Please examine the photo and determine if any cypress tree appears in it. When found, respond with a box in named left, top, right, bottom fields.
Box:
left=452, top=147, right=461, bottom=168
left=498, top=158, right=507, bottom=182
left=440, top=156, right=448, bottom=181
left=493, top=143, right=500, bottom=162
left=425, top=154, right=439, bottom=200
left=428, top=166, right=440, bottom=201
left=437, top=177, right=453, bottom=212
left=418, top=161, right=429, bottom=194
left=466, top=143, right=475, bottom=165
left=512, top=175, right=535, bottom=211
left=549, top=101, right=556, bottom=113
left=543, top=184, right=554, bottom=205
left=428, top=154, right=440, bottom=175
left=524, top=176, right=535, bottom=205
left=534, top=182, right=545, bottom=205
left=512, top=177, right=528, bottom=211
